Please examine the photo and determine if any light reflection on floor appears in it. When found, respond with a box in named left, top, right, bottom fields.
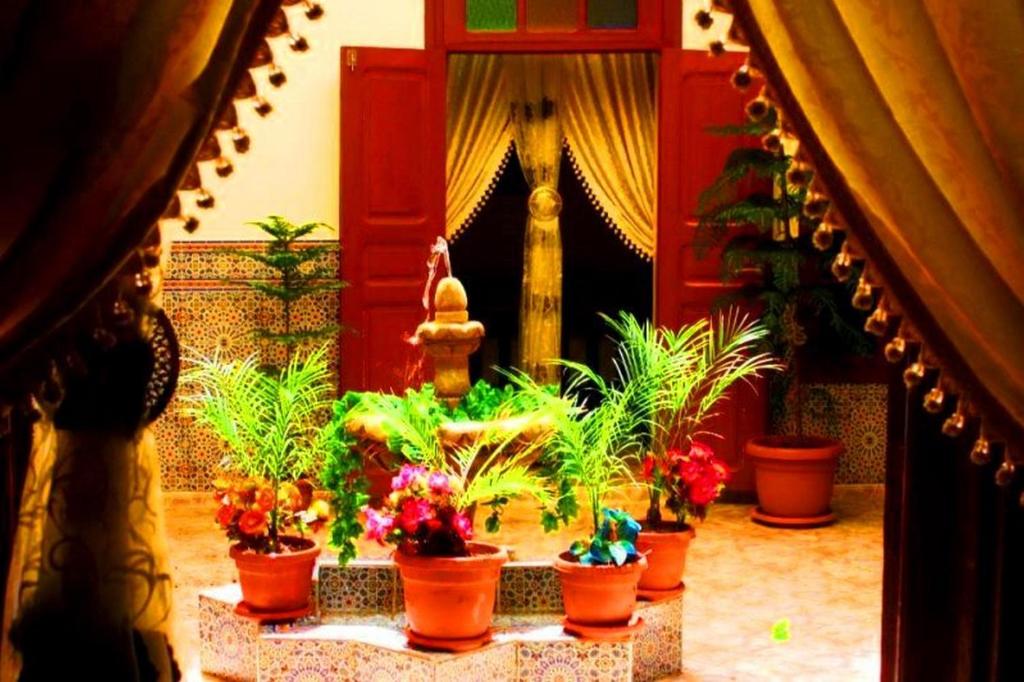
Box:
left=166, top=484, right=882, bottom=681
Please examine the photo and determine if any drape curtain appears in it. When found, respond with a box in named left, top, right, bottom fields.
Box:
left=507, top=55, right=566, bottom=384
left=563, top=53, right=658, bottom=259
left=445, top=54, right=514, bottom=240
left=732, top=0, right=1024, bottom=447
left=0, top=2, right=281, bottom=678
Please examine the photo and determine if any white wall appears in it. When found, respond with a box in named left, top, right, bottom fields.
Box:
left=163, top=0, right=740, bottom=242
left=165, top=0, right=424, bottom=241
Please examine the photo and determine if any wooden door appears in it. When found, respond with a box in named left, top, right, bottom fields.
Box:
left=657, top=48, right=765, bottom=494
left=340, top=47, right=445, bottom=392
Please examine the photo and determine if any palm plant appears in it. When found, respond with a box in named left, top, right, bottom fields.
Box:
left=182, top=345, right=342, bottom=553
left=559, top=311, right=779, bottom=527
left=507, top=368, right=646, bottom=539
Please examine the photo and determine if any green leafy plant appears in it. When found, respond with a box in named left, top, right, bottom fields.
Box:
left=572, top=311, right=778, bottom=527
left=694, top=109, right=872, bottom=436
left=225, top=216, right=344, bottom=362
left=571, top=507, right=641, bottom=567
left=323, top=383, right=562, bottom=544
left=180, top=345, right=364, bottom=556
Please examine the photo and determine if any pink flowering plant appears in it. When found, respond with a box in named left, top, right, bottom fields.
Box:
left=362, top=419, right=555, bottom=557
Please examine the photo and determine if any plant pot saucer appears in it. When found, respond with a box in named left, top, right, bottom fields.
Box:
left=562, top=615, right=644, bottom=642
left=638, top=582, right=685, bottom=602
left=751, top=507, right=837, bottom=528
left=233, top=600, right=312, bottom=623
left=405, top=627, right=493, bottom=653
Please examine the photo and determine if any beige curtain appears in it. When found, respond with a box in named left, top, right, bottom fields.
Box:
left=507, top=55, right=565, bottom=383
left=736, top=0, right=1024, bottom=443
left=3, top=422, right=176, bottom=680
left=446, top=54, right=514, bottom=240
left=563, top=53, right=658, bottom=259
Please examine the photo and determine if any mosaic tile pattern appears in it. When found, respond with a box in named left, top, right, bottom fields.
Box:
left=198, top=586, right=259, bottom=681
left=318, top=559, right=397, bottom=617
left=497, top=560, right=563, bottom=614
left=634, top=597, right=684, bottom=681
left=517, top=639, right=633, bottom=681
left=776, top=383, right=887, bottom=484
left=156, top=241, right=340, bottom=491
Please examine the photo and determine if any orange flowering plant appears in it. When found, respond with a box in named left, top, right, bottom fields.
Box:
left=182, top=345, right=365, bottom=557
left=213, top=477, right=331, bottom=552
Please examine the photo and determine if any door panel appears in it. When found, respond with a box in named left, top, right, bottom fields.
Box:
left=341, top=47, right=445, bottom=391
left=657, top=48, right=765, bottom=494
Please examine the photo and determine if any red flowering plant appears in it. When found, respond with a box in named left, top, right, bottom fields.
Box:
left=213, top=477, right=331, bottom=553
left=641, top=441, right=730, bottom=525
left=361, top=416, right=556, bottom=558
left=576, top=311, right=778, bottom=529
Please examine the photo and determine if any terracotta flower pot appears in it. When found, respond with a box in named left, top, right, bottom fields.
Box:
left=746, top=435, right=843, bottom=526
left=394, top=541, right=507, bottom=643
left=554, top=552, right=647, bottom=627
left=230, top=536, right=319, bottom=612
left=637, top=525, right=695, bottom=591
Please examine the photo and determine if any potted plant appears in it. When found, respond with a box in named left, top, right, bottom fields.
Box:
left=695, top=108, right=873, bottom=527
left=183, top=345, right=364, bottom=613
left=511, top=371, right=648, bottom=638
left=563, top=311, right=776, bottom=592
left=356, top=414, right=556, bottom=651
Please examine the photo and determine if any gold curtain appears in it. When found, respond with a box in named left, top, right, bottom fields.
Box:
left=563, top=53, right=658, bottom=259
left=506, top=55, right=565, bottom=383
left=737, top=0, right=1024, bottom=442
left=446, top=54, right=514, bottom=240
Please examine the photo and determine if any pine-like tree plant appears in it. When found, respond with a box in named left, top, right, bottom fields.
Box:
left=694, top=109, right=871, bottom=437
left=226, top=216, right=344, bottom=364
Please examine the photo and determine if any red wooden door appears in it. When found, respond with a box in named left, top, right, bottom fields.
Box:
left=340, top=47, right=445, bottom=392
left=657, top=49, right=765, bottom=494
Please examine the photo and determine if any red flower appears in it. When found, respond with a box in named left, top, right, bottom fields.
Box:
left=452, top=512, right=473, bottom=540
left=238, top=510, right=269, bottom=536
left=215, top=504, right=236, bottom=528
left=641, top=455, right=656, bottom=481
left=255, top=486, right=275, bottom=512
left=689, top=441, right=715, bottom=461
left=690, top=481, right=721, bottom=506
left=398, top=498, right=433, bottom=533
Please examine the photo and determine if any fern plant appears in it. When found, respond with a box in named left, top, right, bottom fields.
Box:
left=694, top=108, right=871, bottom=437
left=182, top=346, right=364, bottom=559
left=225, top=216, right=344, bottom=363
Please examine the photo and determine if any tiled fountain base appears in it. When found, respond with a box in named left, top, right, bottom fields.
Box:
left=200, top=559, right=683, bottom=681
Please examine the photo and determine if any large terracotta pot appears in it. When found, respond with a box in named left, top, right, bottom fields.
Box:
left=637, top=525, right=695, bottom=591
left=554, top=552, right=647, bottom=626
left=394, top=542, right=507, bottom=642
left=230, top=536, right=319, bottom=612
left=746, top=435, right=843, bottom=526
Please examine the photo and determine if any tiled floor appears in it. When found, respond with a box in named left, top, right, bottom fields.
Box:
left=166, top=484, right=883, bottom=681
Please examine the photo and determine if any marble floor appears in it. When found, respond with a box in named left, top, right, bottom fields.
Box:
left=166, top=484, right=883, bottom=681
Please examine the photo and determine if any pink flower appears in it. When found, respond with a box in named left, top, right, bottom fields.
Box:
left=428, top=472, right=451, bottom=495
left=364, top=507, right=395, bottom=543
left=398, top=498, right=433, bottom=533
left=452, top=511, right=473, bottom=540
left=391, top=465, right=427, bottom=491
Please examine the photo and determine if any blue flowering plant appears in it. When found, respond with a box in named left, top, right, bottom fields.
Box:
left=570, top=508, right=642, bottom=567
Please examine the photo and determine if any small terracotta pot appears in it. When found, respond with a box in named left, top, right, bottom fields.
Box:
left=394, top=542, right=507, bottom=641
left=554, top=552, right=647, bottom=627
left=637, top=525, right=695, bottom=591
left=230, top=536, right=319, bottom=612
left=746, top=435, right=843, bottom=523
